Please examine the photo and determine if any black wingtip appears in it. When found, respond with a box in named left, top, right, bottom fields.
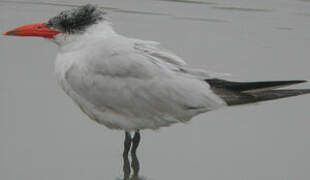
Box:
left=288, top=80, right=307, bottom=84
left=206, top=78, right=310, bottom=106
left=206, top=79, right=308, bottom=92
left=228, top=89, right=310, bottom=106
left=298, top=80, right=308, bottom=83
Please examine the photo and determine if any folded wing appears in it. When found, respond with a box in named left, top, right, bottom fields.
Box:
left=206, top=78, right=310, bottom=105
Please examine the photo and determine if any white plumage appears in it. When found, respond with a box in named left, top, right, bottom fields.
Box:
left=54, top=22, right=226, bottom=131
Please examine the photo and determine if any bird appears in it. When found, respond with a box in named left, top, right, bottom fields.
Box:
left=3, top=4, right=310, bottom=157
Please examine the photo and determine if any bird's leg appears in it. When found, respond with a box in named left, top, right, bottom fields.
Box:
left=131, top=150, right=140, bottom=178
left=123, top=131, right=132, bottom=180
left=123, top=155, right=130, bottom=180
left=131, top=150, right=140, bottom=179
left=131, top=130, right=141, bottom=155
left=123, top=131, right=132, bottom=156
left=131, top=130, right=141, bottom=178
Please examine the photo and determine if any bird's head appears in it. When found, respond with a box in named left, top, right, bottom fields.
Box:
left=3, top=4, right=108, bottom=44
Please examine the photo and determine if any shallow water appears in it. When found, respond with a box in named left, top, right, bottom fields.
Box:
left=1, top=0, right=310, bottom=179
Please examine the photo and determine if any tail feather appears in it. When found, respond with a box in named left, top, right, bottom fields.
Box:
left=206, top=78, right=310, bottom=106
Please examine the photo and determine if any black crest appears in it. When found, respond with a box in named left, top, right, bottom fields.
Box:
left=47, top=4, right=106, bottom=34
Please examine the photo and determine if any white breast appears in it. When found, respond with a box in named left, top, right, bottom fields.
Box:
left=55, top=51, right=100, bottom=123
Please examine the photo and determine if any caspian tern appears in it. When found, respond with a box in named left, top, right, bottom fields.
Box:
left=3, top=4, right=310, bottom=156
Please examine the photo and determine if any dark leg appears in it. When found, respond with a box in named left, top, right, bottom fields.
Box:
left=131, top=130, right=141, bottom=155
left=131, top=148, right=140, bottom=178
left=123, top=131, right=132, bottom=156
left=131, top=130, right=141, bottom=177
left=123, top=131, right=131, bottom=180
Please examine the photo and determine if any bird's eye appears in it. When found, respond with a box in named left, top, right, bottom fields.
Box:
left=37, top=26, right=42, bottom=29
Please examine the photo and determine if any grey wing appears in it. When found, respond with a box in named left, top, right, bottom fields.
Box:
left=133, top=39, right=230, bottom=79
left=64, top=39, right=226, bottom=129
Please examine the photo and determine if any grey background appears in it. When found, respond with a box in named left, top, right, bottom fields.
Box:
left=1, top=0, right=310, bottom=179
